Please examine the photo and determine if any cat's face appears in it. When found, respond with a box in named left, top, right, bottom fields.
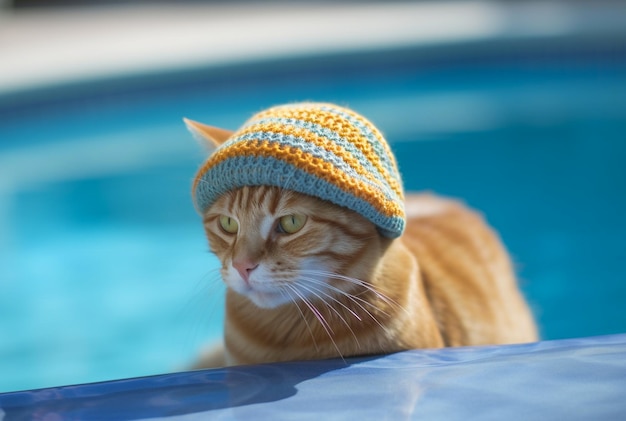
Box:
left=204, top=186, right=379, bottom=309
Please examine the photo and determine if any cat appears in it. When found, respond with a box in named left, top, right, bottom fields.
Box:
left=185, top=103, right=538, bottom=367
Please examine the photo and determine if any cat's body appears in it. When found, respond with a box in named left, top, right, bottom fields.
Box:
left=197, top=187, right=537, bottom=367
left=186, top=102, right=537, bottom=368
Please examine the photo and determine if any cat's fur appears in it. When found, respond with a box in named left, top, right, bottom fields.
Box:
left=188, top=120, right=538, bottom=367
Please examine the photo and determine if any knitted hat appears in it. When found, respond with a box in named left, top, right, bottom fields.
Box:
left=192, top=102, right=405, bottom=238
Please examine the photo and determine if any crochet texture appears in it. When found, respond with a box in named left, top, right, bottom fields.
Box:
left=193, top=102, right=406, bottom=238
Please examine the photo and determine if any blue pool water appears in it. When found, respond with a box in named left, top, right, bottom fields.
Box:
left=1, top=43, right=626, bottom=393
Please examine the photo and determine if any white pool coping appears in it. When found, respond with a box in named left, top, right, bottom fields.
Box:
left=2, top=1, right=623, bottom=95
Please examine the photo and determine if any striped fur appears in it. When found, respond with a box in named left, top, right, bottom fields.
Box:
left=196, top=186, right=538, bottom=367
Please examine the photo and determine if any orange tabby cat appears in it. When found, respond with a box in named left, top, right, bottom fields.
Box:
left=186, top=103, right=537, bottom=367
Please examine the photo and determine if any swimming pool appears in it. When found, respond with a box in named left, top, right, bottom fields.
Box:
left=1, top=28, right=626, bottom=396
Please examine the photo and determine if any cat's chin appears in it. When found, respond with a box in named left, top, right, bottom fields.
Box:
left=233, top=288, right=291, bottom=309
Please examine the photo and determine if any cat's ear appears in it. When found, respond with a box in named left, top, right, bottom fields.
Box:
left=184, top=118, right=234, bottom=151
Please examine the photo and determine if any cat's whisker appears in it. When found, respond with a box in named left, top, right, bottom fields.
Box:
left=299, top=269, right=410, bottom=316
left=280, top=286, right=320, bottom=353
left=298, top=277, right=362, bottom=321
left=298, top=276, right=390, bottom=333
left=300, top=269, right=387, bottom=298
left=328, top=273, right=405, bottom=314
left=285, top=284, right=346, bottom=363
left=285, top=284, right=334, bottom=336
left=295, top=279, right=361, bottom=347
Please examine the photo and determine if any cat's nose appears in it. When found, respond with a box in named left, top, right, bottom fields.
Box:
left=233, top=259, right=259, bottom=283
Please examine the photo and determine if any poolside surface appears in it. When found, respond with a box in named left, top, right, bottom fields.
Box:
left=1, top=334, right=625, bottom=420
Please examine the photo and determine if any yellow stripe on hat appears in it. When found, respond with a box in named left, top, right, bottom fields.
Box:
left=193, top=139, right=404, bottom=219
left=235, top=121, right=403, bottom=200
left=251, top=105, right=403, bottom=198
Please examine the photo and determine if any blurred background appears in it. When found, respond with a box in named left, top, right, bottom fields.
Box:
left=1, top=0, right=626, bottom=393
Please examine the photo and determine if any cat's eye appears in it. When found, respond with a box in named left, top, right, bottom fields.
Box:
left=278, top=214, right=307, bottom=234
left=219, top=215, right=239, bottom=234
